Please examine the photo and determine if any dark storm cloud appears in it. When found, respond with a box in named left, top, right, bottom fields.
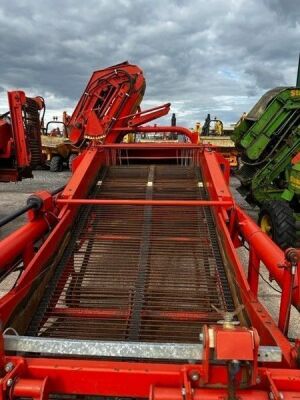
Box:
left=0, top=0, right=299, bottom=125
left=262, top=0, right=300, bottom=24
left=245, top=64, right=286, bottom=90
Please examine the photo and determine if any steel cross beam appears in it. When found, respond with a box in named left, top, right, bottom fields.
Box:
left=56, top=199, right=234, bottom=206
left=4, top=336, right=282, bottom=362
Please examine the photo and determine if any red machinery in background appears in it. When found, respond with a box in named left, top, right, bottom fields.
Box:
left=0, top=62, right=299, bottom=399
left=0, top=91, right=44, bottom=182
left=67, top=61, right=196, bottom=147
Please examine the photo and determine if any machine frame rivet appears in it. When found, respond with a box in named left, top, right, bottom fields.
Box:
left=189, top=371, right=200, bottom=382
left=4, top=362, right=14, bottom=373
left=7, top=379, right=13, bottom=387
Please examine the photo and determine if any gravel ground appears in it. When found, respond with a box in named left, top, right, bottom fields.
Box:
left=0, top=170, right=299, bottom=339
left=0, top=170, right=71, bottom=238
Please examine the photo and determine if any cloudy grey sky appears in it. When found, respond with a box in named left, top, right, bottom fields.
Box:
left=0, top=0, right=299, bottom=127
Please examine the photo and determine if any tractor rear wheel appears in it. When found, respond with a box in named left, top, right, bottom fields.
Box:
left=258, top=200, right=296, bottom=249
left=68, top=153, right=77, bottom=171
left=50, top=155, right=63, bottom=172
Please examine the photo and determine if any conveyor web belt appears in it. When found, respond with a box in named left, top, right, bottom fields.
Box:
left=27, top=165, right=235, bottom=343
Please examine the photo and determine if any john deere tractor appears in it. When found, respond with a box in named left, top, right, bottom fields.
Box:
left=232, top=81, right=300, bottom=249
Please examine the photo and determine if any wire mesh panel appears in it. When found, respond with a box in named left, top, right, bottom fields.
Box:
left=28, top=165, right=235, bottom=343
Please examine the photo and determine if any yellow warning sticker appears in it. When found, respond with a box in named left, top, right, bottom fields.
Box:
left=290, top=89, right=300, bottom=97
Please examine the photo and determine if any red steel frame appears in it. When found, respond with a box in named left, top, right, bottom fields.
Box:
left=0, top=91, right=30, bottom=182
left=0, top=140, right=299, bottom=399
left=0, top=59, right=299, bottom=397
left=0, top=91, right=44, bottom=182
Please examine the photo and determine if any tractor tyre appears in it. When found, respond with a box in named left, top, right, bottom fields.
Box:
left=50, top=155, right=63, bottom=172
left=258, top=200, right=296, bottom=249
left=68, top=153, right=77, bottom=171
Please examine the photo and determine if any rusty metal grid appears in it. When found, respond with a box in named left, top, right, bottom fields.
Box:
left=27, top=165, right=235, bottom=343
left=24, top=97, right=43, bottom=167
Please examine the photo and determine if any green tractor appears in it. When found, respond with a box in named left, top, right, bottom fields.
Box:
left=231, top=62, right=300, bottom=249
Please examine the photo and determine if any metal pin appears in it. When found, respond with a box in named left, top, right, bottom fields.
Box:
left=7, top=379, right=13, bottom=387
left=4, top=362, right=14, bottom=373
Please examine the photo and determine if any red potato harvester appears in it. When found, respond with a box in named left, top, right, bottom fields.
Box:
left=0, top=92, right=44, bottom=182
left=0, top=61, right=299, bottom=400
